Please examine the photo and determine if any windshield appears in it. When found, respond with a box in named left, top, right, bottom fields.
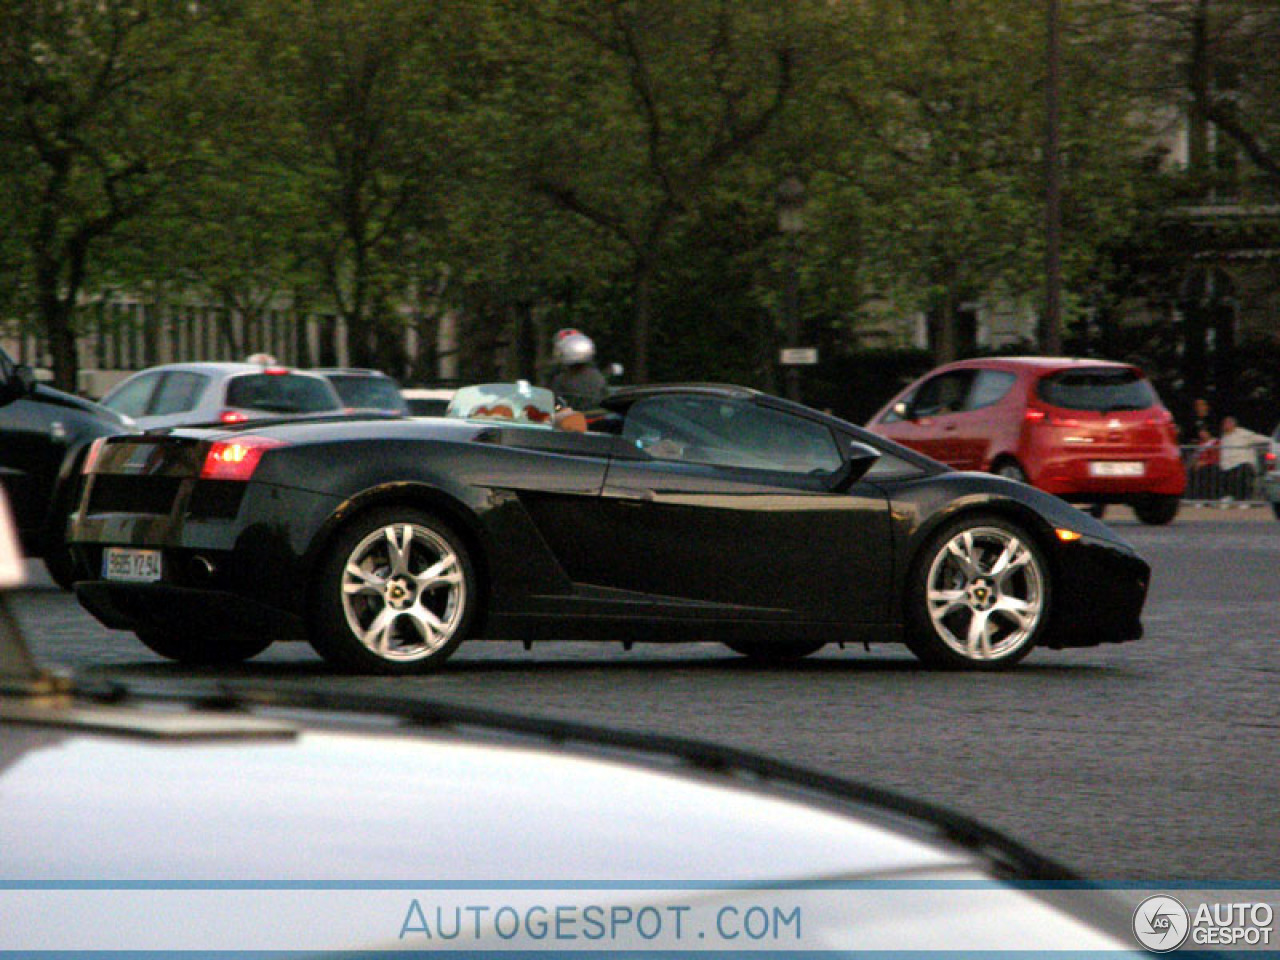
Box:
left=446, top=382, right=555, bottom=427
left=1035, top=368, right=1156, bottom=412
left=224, top=373, right=340, bottom=414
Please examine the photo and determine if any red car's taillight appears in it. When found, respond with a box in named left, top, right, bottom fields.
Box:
left=219, top=410, right=249, bottom=424
left=200, top=436, right=285, bottom=481
left=1266, top=450, right=1277, bottom=473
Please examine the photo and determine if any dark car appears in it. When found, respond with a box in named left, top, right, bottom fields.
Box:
left=867, top=357, right=1186, bottom=524
left=66, top=382, right=1149, bottom=673
left=0, top=348, right=133, bottom=586
left=0, top=490, right=1138, bottom=953
left=314, top=367, right=410, bottom=415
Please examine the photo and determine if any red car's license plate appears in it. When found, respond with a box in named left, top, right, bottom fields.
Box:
left=1088, top=461, right=1144, bottom=477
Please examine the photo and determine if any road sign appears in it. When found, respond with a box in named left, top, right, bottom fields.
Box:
left=779, top=347, right=819, bottom=366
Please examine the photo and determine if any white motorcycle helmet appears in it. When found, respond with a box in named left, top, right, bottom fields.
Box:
left=553, top=330, right=596, bottom=366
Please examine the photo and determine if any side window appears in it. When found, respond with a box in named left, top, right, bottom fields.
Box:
left=965, top=370, right=1017, bottom=411
left=911, top=371, right=974, bottom=417
left=623, top=396, right=842, bottom=475
left=150, top=372, right=209, bottom=416
left=102, top=371, right=162, bottom=417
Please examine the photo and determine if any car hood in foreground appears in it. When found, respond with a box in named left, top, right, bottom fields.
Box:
left=0, top=687, right=1135, bottom=950
left=1, top=706, right=963, bottom=884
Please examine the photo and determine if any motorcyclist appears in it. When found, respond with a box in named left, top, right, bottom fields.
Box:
left=549, top=328, right=608, bottom=411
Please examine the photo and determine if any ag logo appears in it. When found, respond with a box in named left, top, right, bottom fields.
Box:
left=1133, top=895, right=1190, bottom=952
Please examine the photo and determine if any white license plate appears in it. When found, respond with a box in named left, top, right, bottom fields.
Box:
left=103, top=548, right=162, bottom=583
left=1089, top=461, right=1145, bottom=478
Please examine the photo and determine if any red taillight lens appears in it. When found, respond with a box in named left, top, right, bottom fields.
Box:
left=82, top=437, right=109, bottom=474
left=1266, top=451, right=1277, bottom=473
left=1024, top=408, right=1046, bottom=423
left=220, top=410, right=249, bottom=424
left=201, top=436, right=284, bottom=481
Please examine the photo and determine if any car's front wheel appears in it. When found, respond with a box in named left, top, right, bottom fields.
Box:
left=905, top=515, right=1049, bottom=669
left=723, top=640, right=826, bottom=664
left=1133, top=494, right=1179, bottom=526
left=136, top=630, right=273, bottom=665
left=309, top=508, right=477, bottom=674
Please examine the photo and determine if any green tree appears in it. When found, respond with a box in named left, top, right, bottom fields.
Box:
left=0, top=0, right=207, bottom=390
left=237, top=0, right=472, bottom=371
left=499, top=0, right=815, bottom=382
left=815, top=0, right=1151, bottom=364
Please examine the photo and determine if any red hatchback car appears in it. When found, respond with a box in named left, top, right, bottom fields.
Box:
left=867, top=357, right=1186, bottom=524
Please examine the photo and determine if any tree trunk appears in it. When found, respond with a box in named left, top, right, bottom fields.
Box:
left=633, top=253, right=656, bottom=383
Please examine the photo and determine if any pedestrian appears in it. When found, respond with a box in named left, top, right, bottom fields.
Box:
left=1186, top=396, right=1214, bottom=442
left=549, top=328, right=608, bottom=411
left=1217, top=415, right=1269, bottom=500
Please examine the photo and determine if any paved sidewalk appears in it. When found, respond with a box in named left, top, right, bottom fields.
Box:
left=1110, top=501, right=1273, bottom=523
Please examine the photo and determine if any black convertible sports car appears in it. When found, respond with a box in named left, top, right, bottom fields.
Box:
left=66, top=382, right=1149, bottom=673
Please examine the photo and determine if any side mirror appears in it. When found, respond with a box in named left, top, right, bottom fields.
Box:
left=828, top=438, right=882, bottom=492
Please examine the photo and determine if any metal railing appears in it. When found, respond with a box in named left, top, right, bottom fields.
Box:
left=1181, top=441, right=1275, bottom=503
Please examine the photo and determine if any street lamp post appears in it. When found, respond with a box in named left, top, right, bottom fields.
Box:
left=776, top=176, right=806, bottom=402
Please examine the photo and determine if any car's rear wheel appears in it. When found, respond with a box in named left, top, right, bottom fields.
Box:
left=42, top=544, right=77, bottom=591
left=309, top=508, right=477, bottom=674
left=1133, top=494, right=1179, bottom=526
left=905, top=515, right=1049, bottom=670
left=135, top=630, right=272, bottom=665
left=723, top=640, right=826, bottom=664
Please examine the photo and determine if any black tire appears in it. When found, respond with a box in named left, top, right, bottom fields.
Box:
left=904, top=514, right=1049, bottom=670
left=1271, top=502, right=1280, bottom=521
left=136, top=630, right=273, bottom=665
left=308, top=507, right=477, bottom=675
left=723, top=640, right=826, bottom=664
left=1133, top=494, right=1179, bottom=526
left=42, top=544, right=77, bottom=591
left=993, top=460, right=1028, bottom=484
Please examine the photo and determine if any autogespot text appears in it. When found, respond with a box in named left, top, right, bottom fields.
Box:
left=399, top=900, right=802, bottom=945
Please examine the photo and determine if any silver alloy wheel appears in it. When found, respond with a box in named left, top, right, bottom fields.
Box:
left=340, top=522, right=465, bottom=662
left=924, top=525, right=1044, bottom=662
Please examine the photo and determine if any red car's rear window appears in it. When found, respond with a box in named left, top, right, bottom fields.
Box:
left=1036, top=368, right=1157, bottom=412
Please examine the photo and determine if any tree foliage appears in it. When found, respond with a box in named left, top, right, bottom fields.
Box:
left=0, top=0, right=1276, bottom=394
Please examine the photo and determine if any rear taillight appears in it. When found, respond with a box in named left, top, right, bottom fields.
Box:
left=82, top=437, right=109, bottom=474
left=1156, top=408, right=1179, bottom=443
left=1266, top=450, right=1277, bottom=473
left=1024, top=408, right=1046, bottom=423
left=220, top=410, right=249, bottom=424
left=200, top=436, right=285, bottom=481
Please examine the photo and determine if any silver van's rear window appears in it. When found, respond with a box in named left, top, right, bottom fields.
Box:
left=1036, top=368, right=1156, bottom=412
